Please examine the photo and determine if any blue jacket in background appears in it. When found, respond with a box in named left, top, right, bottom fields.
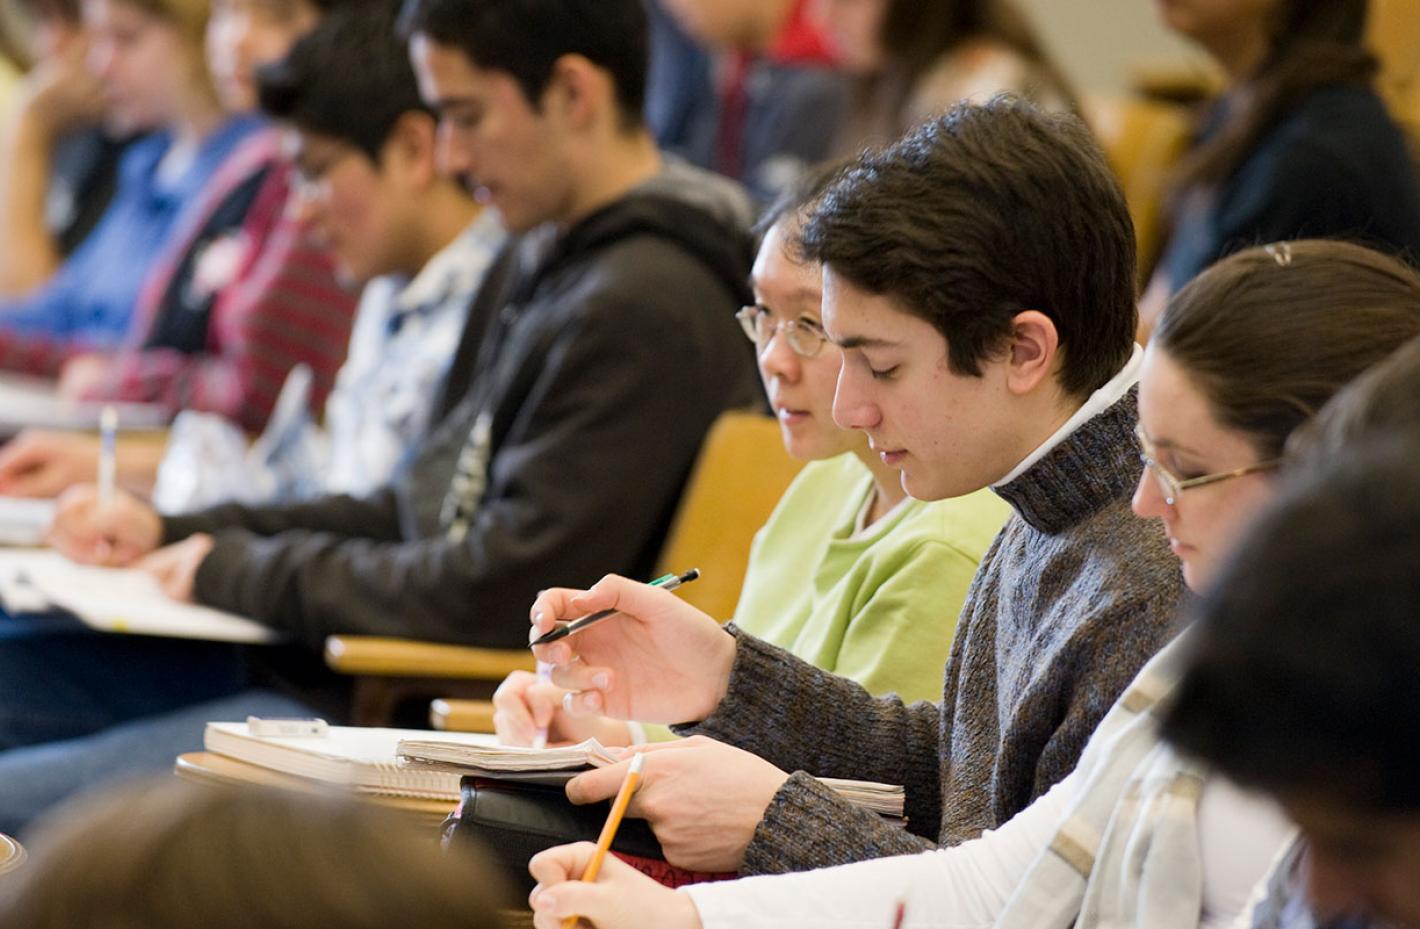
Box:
left=644, top=0, right=848, bottom=204
left=0, top=114, right=266, bottom=349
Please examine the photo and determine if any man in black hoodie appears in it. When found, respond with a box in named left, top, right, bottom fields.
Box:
left=9, top=0, right=760, bottom=833
left=50, top=0, right=760, bottom=651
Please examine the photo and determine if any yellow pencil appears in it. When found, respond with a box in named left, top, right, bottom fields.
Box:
left=562, top=752, right=645, bottom=929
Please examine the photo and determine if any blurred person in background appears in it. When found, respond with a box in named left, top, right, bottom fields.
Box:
left=0, top=0, right=265, bottom=364
left=4, top=1, right=503, bottom=510
left=1138, top=0, right=1420, bottom=339
left=0, top=0, right=132, bottom=295
left=815, top=0, right=1076, bottom=155
left=0, top=0, right=364, bottom=498
left=646, top=0, right=849, bottom=201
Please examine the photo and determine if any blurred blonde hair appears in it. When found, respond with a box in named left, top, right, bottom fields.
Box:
left=0, top=779, right=515, bottom=929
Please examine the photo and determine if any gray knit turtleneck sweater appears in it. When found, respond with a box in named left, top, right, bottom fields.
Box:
left=677, top=387, right=1185, bottom=875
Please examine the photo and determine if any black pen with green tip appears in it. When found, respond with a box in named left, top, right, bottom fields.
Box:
left=529, top=569, right=701, bottom=647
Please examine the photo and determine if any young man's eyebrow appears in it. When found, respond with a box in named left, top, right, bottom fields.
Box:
left=834, top=335, right=901, bottom=350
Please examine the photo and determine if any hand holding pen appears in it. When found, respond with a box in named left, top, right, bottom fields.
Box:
left=528, top=573, right=739, bottom=727
left=531, top=569, right=700, bottom=646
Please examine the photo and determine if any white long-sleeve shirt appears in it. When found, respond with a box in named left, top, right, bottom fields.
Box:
left=684, top=748, right=1293, bottom=929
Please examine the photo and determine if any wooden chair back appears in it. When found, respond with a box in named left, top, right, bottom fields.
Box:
left=653, top=411, right=802, bottom=621
left=1084, top=95, right=1192, bottom=275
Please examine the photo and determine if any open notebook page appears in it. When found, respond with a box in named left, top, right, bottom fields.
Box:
left=0, top=549, right=274, bottom=643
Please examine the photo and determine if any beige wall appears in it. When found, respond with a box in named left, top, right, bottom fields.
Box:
left=1015, top=0, right=1213, bottom=95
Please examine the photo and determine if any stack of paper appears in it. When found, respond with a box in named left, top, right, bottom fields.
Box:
left=397, top=737, right=621, bottom=772
left=205, top=722, right=500, bottom=800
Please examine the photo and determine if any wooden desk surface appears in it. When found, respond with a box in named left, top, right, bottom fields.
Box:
left=174, top=752, right=457, bottom=827
left=0, top=833, right=25, bottom=876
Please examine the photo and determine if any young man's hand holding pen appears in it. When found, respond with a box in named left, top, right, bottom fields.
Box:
left=47, top=484, right=163, bottom=567
left=528, top=573, right=737, bottom=727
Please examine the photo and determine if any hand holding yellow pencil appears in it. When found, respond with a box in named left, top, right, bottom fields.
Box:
left=561, top=752, right=645, bottom=929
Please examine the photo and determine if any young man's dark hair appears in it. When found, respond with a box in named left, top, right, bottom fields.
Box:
left=1160, top=437, right=1420, bottom=810
left=396, top=0, right=648, bottom=127
left=798, top=95, right=1136, bottom=398
left=258, top=2, right=430, bottom=162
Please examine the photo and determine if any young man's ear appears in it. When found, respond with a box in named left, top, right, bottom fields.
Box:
left=384, top=110, right=440, bottom=188
left=1003, top=310, right=1061, bottom=397
left=542, top=53, right=613, bottom=132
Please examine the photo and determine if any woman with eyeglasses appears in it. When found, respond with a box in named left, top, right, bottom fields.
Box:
left=1130, top=239, right=1420, bottom=591
left=520, top=238, right=1420, bottom=929
left=490, top=166, right=1009, bottom=750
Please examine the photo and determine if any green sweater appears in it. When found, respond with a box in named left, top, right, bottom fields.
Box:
left=731, top=453, right=1009, bottom=704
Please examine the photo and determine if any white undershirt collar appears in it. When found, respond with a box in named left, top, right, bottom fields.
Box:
left=991, top=344, right=1143, bottom=489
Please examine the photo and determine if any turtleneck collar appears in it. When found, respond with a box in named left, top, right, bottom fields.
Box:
left=993, top=386, right=1144, bottom=534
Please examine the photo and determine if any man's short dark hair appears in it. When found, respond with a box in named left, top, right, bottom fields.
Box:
left=257, top=2, right=432, bottom=162
left=397, top=0, right=648, bottom=127
left=1160, top=438, right=1420, bottom=812
left=798, top=96, right=1137, bottom=398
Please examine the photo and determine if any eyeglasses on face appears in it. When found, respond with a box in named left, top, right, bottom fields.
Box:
left=735, top=304, right=828, bottom=358
left=1134, top=423, right=1281, bottom=506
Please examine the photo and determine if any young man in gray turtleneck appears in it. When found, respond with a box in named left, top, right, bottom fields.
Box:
left=526, top=96, right=1186, bottom=876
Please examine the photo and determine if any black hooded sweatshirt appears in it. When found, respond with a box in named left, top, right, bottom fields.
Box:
left=164, top=160, right=763, bottom=656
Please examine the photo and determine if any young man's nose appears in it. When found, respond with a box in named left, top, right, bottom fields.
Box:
left=832, top=371, right=878, bottom=431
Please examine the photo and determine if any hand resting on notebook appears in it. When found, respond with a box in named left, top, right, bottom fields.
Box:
left=566, top=735, right=789, bottom=872
left=133, top=533, right=213, bottom=601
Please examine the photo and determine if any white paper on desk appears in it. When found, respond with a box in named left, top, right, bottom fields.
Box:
left=0, top=372, right=169, bottom=433
left=0, top=549, right=275, bottom=643
left=0, top=497, right=57, bottom=546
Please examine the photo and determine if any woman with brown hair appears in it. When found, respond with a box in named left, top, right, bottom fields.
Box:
left=517, top=239, right=1420, bottom=929
left=1139, top=0, right=1420, bottom=338
left=817, top=0, right=1076, bottom=153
